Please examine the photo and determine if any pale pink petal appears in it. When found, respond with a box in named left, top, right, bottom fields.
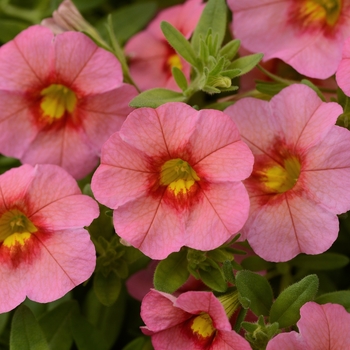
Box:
left=120, top=103, right=198, bottom=158
left=0, top=92, right=38, bottom=158
left=0, top=25, right=53, bottom=91
left=245, top=193, right=339, bottom=262
left=211, top=330, right=252, bottom=350
left=141, top=290, right=190, bottom=332
left=21, top=126, right=98, bottom=180
left=336, top=37, right=350, bottom=95
left=303, top=126, right=350, bottom=214
left=113, top=194, right=185, bottom=259
left=25, top=228, right=95, bottom=302
left=190, top=109, right=253, bottom=181
left=79, top=84, right=137, bottom=149
left=175, top=292, right=231, bottom=331
left=54, top=31, right=122, bottom=94
left=148, top=0, right=204, bottom=39
left=267, top=332, right=305, bottom=350
left=299, top=302, right=350, bottom=350
left=186, top=182, right=249, bottom=251
left=91, top=133, right=154, bottom=209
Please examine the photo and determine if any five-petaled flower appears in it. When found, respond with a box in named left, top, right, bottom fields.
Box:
left=225, top=84, right=350, bottom=262
left=0, top=164, right=98, bottom=313
left=141, top=289, right=252, bottom=350
left=0, top=25, right=137, bottom=179
left=91, top=102, right=253, bottom=259
left=267, top=302, right=350, bottom=350
left=228, top=0, right=350, bottom=79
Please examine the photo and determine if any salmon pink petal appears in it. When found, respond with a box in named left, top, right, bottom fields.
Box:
left=25, top=228, right=95, bottom=303
left=79, top=84, right=137, bottom=149
left=266, top=333, right=304, bottom=350
left=211, top=330, right=253, bottom=350
left=186, top=182, right=249, bottom=251
left=0, top=25, right=52, bottom=90
left=191, top=109, right=253, bottom=181
left=246, top=194, right=338, bottom=262
left=303, top=126, right=350, bottom=214
left=113, top=194, right=185, bottom=259
left=91, top=133, right=154, bottom=209
left=336, top=37, right=350, bottom=95
left=54, top=31, right=122, bottom=94
left=120, top=103, right=198, bottom=157
left=141, top=290, right=190, bottom=332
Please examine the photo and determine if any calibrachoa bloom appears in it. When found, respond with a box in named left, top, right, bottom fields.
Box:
left=267, top=302, right=350, bottom=350
left=229, top=0, right=350, bottom=79
left=225, top=84, right=350, bottom=262
left=125, top=0, right=204, bottom=91
left=0, top=25, right=137, bottom=179
left=336, top=36, right=350, bottom=95
left=91, top=102, right=253, bottom=259
left=141, top=290, right=252, bottom=350
left=0, top=164, right=98, bottom=313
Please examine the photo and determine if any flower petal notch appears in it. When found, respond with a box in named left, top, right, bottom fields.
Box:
left=0, top=164, right=99, bottom=313
left=0, top=25, right=137, bottom=179
left=91, top=102, right=254, bottom=259
left=141, top=289, right=252, bottom=350
left=225, top=84, right=350, bottom=262
left=267, top=302, right=350, bottom=350
left=228, top=0, right=350, bottom=79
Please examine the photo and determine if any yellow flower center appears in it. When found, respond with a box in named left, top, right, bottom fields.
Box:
left=295, top=0, right=342, bottom=28
left=0, top=209, right=37, bottom=248
left=167, top=54, right=183, bottom=71
left=259, top=156, right=301, bottom=194
left=40, top=84, right=77, bottom=121
left=191, top=313, right=216, bottom=338
left=160, top=158, right=200, bottom=196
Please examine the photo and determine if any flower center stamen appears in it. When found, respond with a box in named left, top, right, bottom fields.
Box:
left=40, top=84, right=77, bottom=121
left=191, top=313, right=216, bottom=339
left=167, top=54, right=183, bottom=71
left=0, top=209, right=37, bottom=248
left=259, top=156, right=301, bottom=194
left=160, top=158, right=200, bottom=196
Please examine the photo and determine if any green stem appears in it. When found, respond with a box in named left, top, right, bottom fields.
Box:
left=234, top=307, right=248, bottom=333
left=257, top=64, right=294, bottom=85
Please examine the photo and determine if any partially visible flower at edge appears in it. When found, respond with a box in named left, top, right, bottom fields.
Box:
left=0, top=25, right=137, bottom=179
left=0, top=164, right=99, bottom=313
left=91, top=102, right=254, bottom=259
left=125, top=0, right=205, bottom=91
left=266, top=302, right=350, bottom=350
left=141, top=289, right=252, bottom=350
left=225, top=84, right=350, bottom=262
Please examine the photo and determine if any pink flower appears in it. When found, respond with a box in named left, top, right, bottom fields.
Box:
left=336, top=36, right=350, bottom=95
left=0, top=25, right=137, bottom=179
left=267, top=302, right=350, bottom=350
left=91, top=102, right=253, bottom=259
left=224, top=84, right=350, bottom=262
left=141, top=289, right=252, bottom=350
left=125, top=0, right=204, bottom=91
left=228, top=0, right=350, bottom=79
left=0, top=164, right=99, bottom=313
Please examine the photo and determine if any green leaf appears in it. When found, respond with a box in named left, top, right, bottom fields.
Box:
left=0, top=19, right=28, bottom=43
left=191, top=0, right=227, bottom=53
left=122, top=336, right=153, bottom=350
left=235, top=270, right=273, bottom=316
left=154, top=249, right=190, bottom=293
left=172, top=67, right=188, bottom=92
left=315, top=291, right=350, bottom=312
left=198, top=264, right=227, bottom=292
left=301, top=79, right=326, bottom=101
left=161, top=21, right=198, bottom=67
left=39, top=301, right=78, bottom=350
left=73, top=0, right=107, bottom=11
left=93, top=270, right=121, bottom=306
left=129, top=88, right=186, bottom=108
left=291, top=252, right=349, bottom=271
left=97, top=2, right=157, bottom=45
left=255, top=81, right=287, bottom=96
left=241, top=256, right=274, bottom=272
left=84, top=287, right=126, bottom=348
left=228, top=53, right=263, bottom=76
left=270, top=274, right=319, bottom=328
left=10, top=305, right=49, bottom=350
left=70, top=311, right=109, bottom=350
left=219, top=39, right=240, bottom=61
